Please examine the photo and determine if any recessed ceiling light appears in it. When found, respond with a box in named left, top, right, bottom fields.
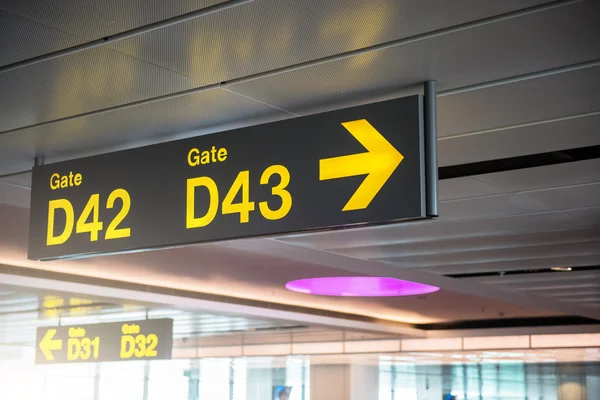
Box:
left=285, top=277, right=439, bottom=297
left=551, top=267, right=572, bottom=272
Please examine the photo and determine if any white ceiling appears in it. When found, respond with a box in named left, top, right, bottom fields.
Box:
left=0, top=0, right=599, bottom=332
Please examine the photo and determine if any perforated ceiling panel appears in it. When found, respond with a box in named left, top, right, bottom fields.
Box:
left=335, top=227, right=600, bottom=261
left=0, top=0, right=227, bottom=40
left=437, top=64, right=600, bottom=137
left=226, top=0, right=600, bottom=115
left=0, top=46, right=199, bottom=133
left=0, top=10, right=83, bottom=67
left=438, top=113, right=600, bottom=166
left=476, top=159, right=600, bottom=192
left=0, top=88, right=290, bottom=174
left=465, top=272, right=600, bottom=309
left=108, top=0, right=553, bottom=85
left=281, top=207, right=600, bottom=251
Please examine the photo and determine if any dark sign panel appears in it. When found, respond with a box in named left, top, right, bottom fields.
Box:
left=35, top=319, right=173, bottom=364
left=28, top=95, right=426, bottom=260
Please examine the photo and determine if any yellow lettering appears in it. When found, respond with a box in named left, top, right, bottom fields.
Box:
left=76, top=194, right=103, bottom=241
left=186, top=177, right=219, bottom=228
left=67, top=338, right=80, bottom=361
left=49, top=172, right=82, bottom=189
left=50, top=173, right=60, bottom=190
left=146, top=334, right=158, bottom=357
left=188, top=148, right=200, bottom=166
left=68, top=327, right=86, bottom=338
left=121, top=323, right=140, bottom=335
left=92, top=337, right=100, bottom=359
left=188, top=147, right=227, bottom=166
left=217, top=148, right=227, bottom=162
left=200, top=150, right=210, bottom=164
left=259, top=165, right=292, bottom=220
left=47, top=199, right=74, bottom=246
left=80, top=337, right=91, bottom=360
left=222, top=171, right=255, bottom=223
left=120, top=335, right=135, bottom=359
left=105, top=189, right=131, bottom=240
left=134, top=334, right=146, bottom=358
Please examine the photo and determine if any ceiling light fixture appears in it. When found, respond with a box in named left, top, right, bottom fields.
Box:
left=551, top=267, right=572, bottom=272
left=285, top=277, right=439, bottom=297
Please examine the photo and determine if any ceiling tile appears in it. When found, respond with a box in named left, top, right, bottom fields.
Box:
left=510, top=280, right=600, bottom=292
left=438, top=177, right=505, bottom=201
left=334, top=226, right=600, bottom=260
left=382, top=241, right=600, bottom=269
left=280, top=207, right=600, bottom=250
left=226, top=0, right=600, bottom=115
left=438, top=193, right=553, bottom=221
left=475, top=159, right=600, bottom=192
left=521, top=182, right=600, bottom=210
left=0, top=46, right=199, bottom=133
left=421, top=254, right=600, bottom=275
left=535, top=290, right=600, bottom=298
left=438, top=112, right=600, bottom=166
left=0, top=173, right=31, bottom=190
left=0, top=0, right=226, bottom=40
left=0, top=10, right=83, bottom=67
left=0, top=88, right=289, bottom=169
left=437, top=65, right=600, bottom=137
left=0, top=182, right=30, bottom=209
left=110, top=0, right=552, bottom=85
left=467, top=271, right=600, bottom=286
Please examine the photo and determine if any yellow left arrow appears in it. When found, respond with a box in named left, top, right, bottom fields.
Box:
left=40, top=329, right=62, bottom=360
left=319, top=119, right=404, bottom=211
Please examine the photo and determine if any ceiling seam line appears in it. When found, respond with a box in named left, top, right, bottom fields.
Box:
left=385, top=251, right=600, bottom=265
left=325, top=226, right=600, bottom=252
left=1, top=61, right=596, bottom=143
left=0, top=0, right=587, bottom=137
left=373, top=238, right=600, bottom=257
left=0, top=0, right=579, bottom=77
left=440, top=109, right=600, bottom=141
left=104, top=46, right=207, bottom=84
left=516, top=181, right=600, bottom=195
left=280, top=207, right=600, bottom=242
left=469, top=175, right=508, bottom=192
left=0, top=82, right=223, bottom=137
left=0, top=0, right=255, bottom=74
left=438, top=58, right=600, bottom=97
left=0, top=181, right=30, bottom=190
left=0, top=6, right=207, bottom=83
left=219, top=87, right=300, bottom=117
left=369, top=238, right=600, bottom=261
left=220, top=0, right=584, bottom=86
left=0, top=7, right=86, bottom=44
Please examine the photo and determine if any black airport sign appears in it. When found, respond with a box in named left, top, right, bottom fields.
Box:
left=28, top=95, right=427, bottom=260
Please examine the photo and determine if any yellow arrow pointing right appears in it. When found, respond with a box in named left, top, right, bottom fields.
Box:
left=319, top=119, right=404, bottom=211
left=40, top=329, right=62, bottom=360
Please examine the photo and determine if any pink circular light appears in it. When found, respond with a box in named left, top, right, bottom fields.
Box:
left=285, top=277, right=439, bottom=297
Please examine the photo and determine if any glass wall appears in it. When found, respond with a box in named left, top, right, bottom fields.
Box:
left=378, top=361, right=600, bottom=400
left=1, top=346, right=598, bottom=400
left=0, top=347, right=311, bottom=400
